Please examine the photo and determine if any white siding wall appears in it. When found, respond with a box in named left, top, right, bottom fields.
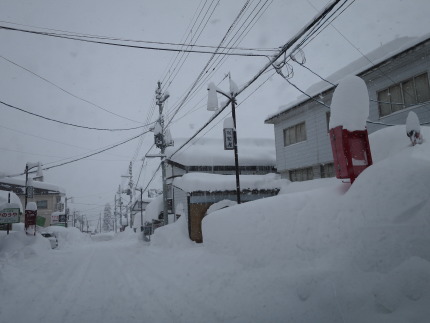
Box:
left=364, top=43, right=430, bottom=133
left=274, top=98, right=333, bottom=176
left=271, top=40, right=430, bottom=177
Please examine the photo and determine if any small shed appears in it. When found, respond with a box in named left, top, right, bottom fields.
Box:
left=172, top=173, right=286, bottom=243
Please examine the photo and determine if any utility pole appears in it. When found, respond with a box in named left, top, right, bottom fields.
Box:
left=114, top=194, right=117, bottom=233
left=153, top=81, right=171, bottom=226
left=207, top=75, right=241, bottom=203
left=117, top=185, right=122, bottom=230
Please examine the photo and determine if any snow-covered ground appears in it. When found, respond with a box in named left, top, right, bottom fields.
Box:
left=1, top=125, right=429, bottom=323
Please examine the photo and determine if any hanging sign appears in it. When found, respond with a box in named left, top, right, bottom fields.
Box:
left=223, top=128, right=234, bottom=150
left=26, top=186, right=34, bottom=199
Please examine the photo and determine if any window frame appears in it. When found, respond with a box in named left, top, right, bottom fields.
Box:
left=377, top=72, right=430, bottom=117
left=36, top=200, right=48, bottom=209
left=283, top=122, right=307, bottom=146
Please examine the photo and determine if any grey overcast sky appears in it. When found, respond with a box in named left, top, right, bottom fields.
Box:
left=0, top=0, right=429, bottom=221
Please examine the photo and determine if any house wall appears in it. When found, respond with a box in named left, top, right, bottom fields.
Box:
left=363, top=41, right=430, bottom=133
left=18, top=194, right=61, bottom=227
left=271, top=39, right=430, bottom=178
left=273, top=95, right=333, bottom=179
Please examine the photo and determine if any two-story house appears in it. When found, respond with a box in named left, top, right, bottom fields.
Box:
left=265, top=35, right=430, bottom=181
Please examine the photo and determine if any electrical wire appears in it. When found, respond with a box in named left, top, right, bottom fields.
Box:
left=0, top=24, right=270, bottom=57
left=0, top=54, right=143, bottom=124
left=168, top=0, right=344, bottom=159
left=43, top=130, right=150, bottom=170
left=0, top=20, right=279, bottom=53
left=0, top=99, right=154, bottom=131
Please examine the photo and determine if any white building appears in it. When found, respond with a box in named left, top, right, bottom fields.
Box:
left=265, top=35, right=430, bottom=181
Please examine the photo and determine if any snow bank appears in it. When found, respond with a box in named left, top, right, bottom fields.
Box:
left=173, top=173, right=286, bottom=192
left=43, top=226, right=92, bottom=248
left=0, top=228, right=51, bottom=263
left=151, top=214, right=196, bottom=249
left=202, top=125, right=430, bottom=322
left=206, top=200, right=237, bottom=215
left=145, top=194, right=163, bottom=222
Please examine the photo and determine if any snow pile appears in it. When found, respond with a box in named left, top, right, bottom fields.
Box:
left=0, top=226, right=51, bottom=263
left=173, top=173, right=286, bottom=192
left=329, top=75, right=369, bottom=131
left=151, top=214, right=196, bottom=249
left=43, top=226, right=92, bottom=248
left=144, top=194, right=163, bottom=222
left=166, top=137, right=276, bottom=167
left=206, top=199, right=237, bottom=215
left=0, top=190, right=23, bottom=212
left=406, top=111, right=424, bottom=145
left=202, top=125, right=430, bottom=322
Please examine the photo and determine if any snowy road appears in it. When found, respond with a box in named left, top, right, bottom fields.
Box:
left=1, top=230, right=288, bottom=323
left=1, top=234, right=215, bottom=323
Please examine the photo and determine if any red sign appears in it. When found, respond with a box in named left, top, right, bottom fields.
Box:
left=329, top=126, right=373, bottom=184
left=25, top=209, right=37, bottom=227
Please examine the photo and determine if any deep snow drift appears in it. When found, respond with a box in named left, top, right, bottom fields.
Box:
left=1, top=125, right=429, bottom=323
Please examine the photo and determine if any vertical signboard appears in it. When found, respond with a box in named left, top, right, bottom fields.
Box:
left=223, top=128, right=234, bottom=150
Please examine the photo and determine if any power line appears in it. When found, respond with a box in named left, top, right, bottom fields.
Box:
left=43, top=130, right=150, bottom=170
left=0, top=24, right=270, bottom=57
left=0, top=99, right=154, bottom=131
left=165, top=0, right=257, bottom=128
left=165, top=0, right=273, bottom=125
left=0, top=54, right=143, bottom=124
left=0, top=19, right=279, bottom=53
left=169, top=0, right=344, bottom=159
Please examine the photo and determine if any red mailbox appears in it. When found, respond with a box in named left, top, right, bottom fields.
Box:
left=329, top=125, right=373, bottom=184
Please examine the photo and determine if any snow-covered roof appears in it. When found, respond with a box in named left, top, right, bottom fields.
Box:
left=0, top=177, right=65, bottom=194
left=166, top=137, right=276, bottom=167
left=173, top=173, right=286, bottom=193
left=266, top=34, right=430, bottom=122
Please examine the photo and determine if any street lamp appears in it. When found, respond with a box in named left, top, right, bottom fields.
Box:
left=207, top=75, right=241, bottom=204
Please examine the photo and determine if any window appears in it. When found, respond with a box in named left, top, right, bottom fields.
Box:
left=36, top=200, right=48, bottom=209
left=378, top=72, right=430, bottom=117
left=283, top=122, right=307, bottom=146
left=320, top=163, right=335, bottom=178
left=289, top=167, right=314, bottom=182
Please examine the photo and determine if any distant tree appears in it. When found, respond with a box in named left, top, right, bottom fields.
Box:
left=103, top=203, right=113, bottom=232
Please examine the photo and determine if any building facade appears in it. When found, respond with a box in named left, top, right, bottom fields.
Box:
left=0, top=177, right=65, bottom=227
left=265, top=36, right=430, bottom=181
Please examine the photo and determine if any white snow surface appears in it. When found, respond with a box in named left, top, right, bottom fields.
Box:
left=329, top=75, right=369, bottom=131
left=406, top=110, right=421, bottom=133
left=173, top=172, right=285, bottom=192
left=1, top=126, right=430, bottom=323
left=206, top=199, right=237, bottom=215
left=0, top=176, right=65, bottom=194
left=166, top=137, right=276, bottom=166
left=25, top=201, right=37, bottom=211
